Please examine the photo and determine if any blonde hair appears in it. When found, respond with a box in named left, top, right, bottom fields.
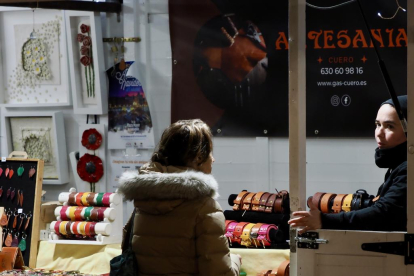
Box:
left=151, top=119, right=213, bottom=167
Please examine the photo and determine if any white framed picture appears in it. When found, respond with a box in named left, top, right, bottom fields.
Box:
left=65, top=10, right=108, bottom=115
left=1, top=111, right=69, bottom=184
left=0, top=7, right=71, bottom=107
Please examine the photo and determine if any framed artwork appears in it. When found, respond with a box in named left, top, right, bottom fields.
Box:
left=0, top=7, right=71, bottom=107
left=1, top=111, right=69, bottom=184
left=65, top=10, right=108, bottom=115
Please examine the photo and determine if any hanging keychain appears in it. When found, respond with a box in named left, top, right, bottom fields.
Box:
left=11, top=232, right=19, bottom=247
left=8, top=166, right=14, bottom=179
left=0, top=209, right=8, bottom=227
left=29, top=166, right=36, bottom=178
left=5, top=229, right=13, bottom=247
left=18, top=213, right=27, bottom=251
left=17, top=164, right=24, bottom=177
left=5, top=166, right=9, bottom=178
left=2, top=227, right=8, bottom=246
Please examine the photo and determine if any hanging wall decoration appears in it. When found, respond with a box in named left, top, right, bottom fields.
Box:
left=77, top=24, right=95, bottom=98
left=0, top=8, right=71, bottom=106
left=76, top=125, right=106, bottom=193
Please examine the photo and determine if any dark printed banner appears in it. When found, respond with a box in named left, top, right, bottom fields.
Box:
left=169, top=0, right=406, bottom=137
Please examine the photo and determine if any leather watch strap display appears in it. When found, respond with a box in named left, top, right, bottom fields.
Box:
left=332, top=194, right=347, bottom=213
left=242, top=192, right=256, bottom=211
left=342, top=194, right=353, bottom=212
left=240, top=223, right=256, bottom=247
left=233, top=190, right=249, bottom=211
left=258, top=193, right=271, bottom=212
left=265, top=194, right=277, bottom=213
left=320, top=193, right=336, bottom=213
left=233, top=222, right=249, bottom=243
left=252, top=192, right=265, bottom=211
left=312, top=192, right=326, bottom=209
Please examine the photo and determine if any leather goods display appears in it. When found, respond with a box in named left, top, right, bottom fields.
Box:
left=311, top=190, right=375, bottom=213
left=225, top=220, right=278, bottom=248
left=233, top=190, right=249, bottom=211
left=342, top=194, right=353, bottom=212
left=231, top=190, right=290, bottom=214
left=332, top=194, right=347, bottom=213
left=0, top=247, right=24, bottom=271
left=252, top=192, right=266, bottom=211
left=320, top=193, right=336, bottom=214
left=258, top=193, right=271, bottom=212
left=311, top=192, right=325, bottom=210
left=242, top=192, right=256, bottom=211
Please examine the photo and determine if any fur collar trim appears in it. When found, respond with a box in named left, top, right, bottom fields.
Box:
left=118, top=170, right=219, bottom=201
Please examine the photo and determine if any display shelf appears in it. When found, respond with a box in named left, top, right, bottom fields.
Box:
left=48, top=188, right=122, bottom=245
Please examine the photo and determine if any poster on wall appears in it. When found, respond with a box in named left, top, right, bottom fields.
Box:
left=107, top=61, right=155, bottom=149
left=169, top=0, right=406, bottom=137
left=108, top=155, right=147, bottom=192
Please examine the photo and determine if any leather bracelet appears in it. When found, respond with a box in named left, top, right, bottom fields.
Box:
left=233, top=222, right=249, bottom=244
left=75, top=193, right=84, bottom=206
left=72, top=221, right=81, bottom=235
left=312, top=192, right=326, bottom=210
left=225, top=222, right=239, bottom=244
left=273, top=260, right=289, bottom=276
left=65, top=221, right=72, bottom=235
left=249, top=223, right=264, bottom=247
left=89, top=222, right=96, bottom=236
left=265, top=194, right=277, bottom=213
left=320, top=193, right=336, bottom=213
left=74, top=207, right=83, bottom=221
left=258, top=270, right=272, bottom=276
left=258, top=193, right=271, bottom=212
left=79, top=222, right=87, bottom=235
left=90, top=208, right=99, bottom=221
left=68, top=193, right=76, bottom=206
left=96, top=193, right=104, bottom=206
left=257, top=224, right=277, bottom=248
left=242, top=192, right=256, bottom=211
left=233, top=190, right=249, bottom=211
left=252, top=192, right=265, bottom=211
left=54, top=221, right=62, bottom=235
left=240, top=223, right=256, bottom=247
left=351, top=194, right=362, bottom=211
left=84, top=207, right=93, bottom=221
left=69, top=207, right=76, bottom=221
left=59, top=221, right=68, bottom=235
left=85, top=222, right=91, bottom=235
left=103, top=193, right=112, bottom=206
left=332, top=194, right=347, bottom=213
left=81, top=193, right=90, bottom=206
left=97, top=207, right=105, bottom=221
left=86, top=192, right=96, bottom=206
left=225, top=220, right=236, bottom=230
left=274, top=197, right=284, bottom=213
left=60, top=206, right=69, bottom=221
left=342, top=194, right=353, bottom=212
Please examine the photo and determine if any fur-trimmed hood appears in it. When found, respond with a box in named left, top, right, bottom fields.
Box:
left=118, top=162, right=220, bottom=202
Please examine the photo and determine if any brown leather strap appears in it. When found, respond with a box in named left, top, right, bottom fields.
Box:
left=312, top=192, right=326, bottom=209
left=265, top=193, right=277, bottom=213
left=320, top=193, right=337, bottom=213
left=68, top=193, right=76, bottom=206
left=258, top=192, right=271, bottom=212
left=277, top=260, right=290, bottom=276
left=233, top=190, right=249, bottom=211
left=252, top=192, right=265, bottom=211
left=332, top=194, right=347, bottom=213
left=242, top=192, right=256, bottom=210
left=274, top=197, right=283, bottom=213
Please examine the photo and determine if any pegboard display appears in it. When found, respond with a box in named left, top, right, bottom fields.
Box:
left=0, top=158, right=44, bottom=267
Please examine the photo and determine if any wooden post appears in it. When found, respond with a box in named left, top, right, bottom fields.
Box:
left=288, top=0, right=306, bottom=275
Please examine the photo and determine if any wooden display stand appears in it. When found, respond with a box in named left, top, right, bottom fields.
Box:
left=0, top=152, right=44, bottom=268
left=48, top=188, right=122, bottom=245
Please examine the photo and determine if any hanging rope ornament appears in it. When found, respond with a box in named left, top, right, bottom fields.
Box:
left=77, top=154, right=103, bottom=192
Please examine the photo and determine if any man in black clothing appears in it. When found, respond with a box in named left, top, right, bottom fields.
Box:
left=289, top=96, right=408, bottom=232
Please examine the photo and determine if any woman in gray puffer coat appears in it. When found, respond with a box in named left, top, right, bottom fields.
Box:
left=118, top=119, right=241, bottom=276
